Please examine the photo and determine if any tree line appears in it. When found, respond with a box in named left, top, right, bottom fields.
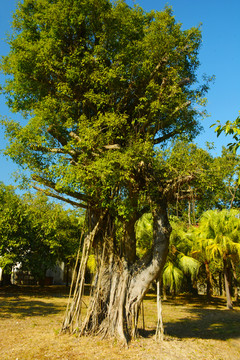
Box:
left=0, top=183, right=82, bottom=284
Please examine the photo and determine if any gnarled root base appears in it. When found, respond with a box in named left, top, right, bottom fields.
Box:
left=61, top=205, right=170, bottom=343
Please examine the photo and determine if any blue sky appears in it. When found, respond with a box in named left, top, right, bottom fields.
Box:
left=0, top=0, right=240, bottom=188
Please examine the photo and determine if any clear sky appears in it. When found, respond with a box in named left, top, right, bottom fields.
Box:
left=0, top=0, right=239, bottom=189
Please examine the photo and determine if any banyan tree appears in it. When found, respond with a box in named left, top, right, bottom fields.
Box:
left=0, top=0, right=209, bottom=342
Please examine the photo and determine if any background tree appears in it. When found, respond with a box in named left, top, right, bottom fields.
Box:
left=0, top=0, right=209, bottom=342
left=21, top=192, right=82, bottom=281
left=162, top=217, right=200, bottom=297
left=135, top=212, right=153, bottom=258
left=0, top=183, right=27, bottom=278
left=214, top=116, right=240, bottom=152
left=213, top=148, right=240, bottom=209
left=163, top=141, right=226, bottom=224
left=0, top=185, right=81, bottom=283
left=196, top=209, right=240, bottom=309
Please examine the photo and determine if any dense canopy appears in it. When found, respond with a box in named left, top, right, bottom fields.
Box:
left=1, top=0, right=208, bottom=212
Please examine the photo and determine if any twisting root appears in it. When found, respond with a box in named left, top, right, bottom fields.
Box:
left=61, top=210, right=107, bottom=333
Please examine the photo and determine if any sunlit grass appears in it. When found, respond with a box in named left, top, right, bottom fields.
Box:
left=0, top=286, right=240, bottom=359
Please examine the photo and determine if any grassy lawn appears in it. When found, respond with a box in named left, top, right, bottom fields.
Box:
left=0, top=286, right=240, bottom=360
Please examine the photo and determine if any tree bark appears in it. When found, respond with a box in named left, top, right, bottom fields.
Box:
left=230, top=259, right=238, bottom=302
left=155, top=279, right=164, bottom=341
left=162, top=284, right=167, bottom=301
left=218, top=271, right=223, bottom=296
left=205, top=261, right=213, bottom=299
left=124, top=217, right=137, bottom=264
left=223, top=256, right=233, bottom=310
left=61, top=203, right=171, bottom=343
left=125, top=205, right=170, bottom=339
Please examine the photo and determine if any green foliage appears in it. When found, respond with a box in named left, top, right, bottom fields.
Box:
left=0, top=0, right=208, bottom=219
left=213, top=116, right=240, bottom=152
left=0, top=183, right=28, bottom=273
left=87, top=254, right=96, bottom=274
left=158, top=141, right=240, bottom=223
left=189, top=209, right=240, bottom=299
left=0, top=184, right=82, bottom=280
left=135, top=213, right=153, bottom=257
left=135, top=213, right=200, bottom=294
left=163, top=262, right=183, bottom=294
left=213, top=148, right=240, bottom=208
left=162, top=217, right=200, bottom=295
left=163, top=141, right=222, bottom=220
left=197, top=209, right=240, bottom=260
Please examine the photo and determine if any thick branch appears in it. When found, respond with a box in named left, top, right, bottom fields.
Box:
left=68, top=131, right=121, bottom=154
left=170, top=100, right=191, bottom=117
left=178, top=77, right=191, bottom=87
left=149, top=57, right=168, bottom=80
left=154, top=128, right=180, bottom=144
left=33, top=185, right=88, bottom=209
left=103, top=144, right=121, bottom=150
left=69, top=131, right=82, bottom=143
left=32, top=174, right=91, bottom=203
left=154, top=101, right=191, bottom=145
left=30, top=144, right=79, bottom=157
left=127, top=204, right=170, bottom=313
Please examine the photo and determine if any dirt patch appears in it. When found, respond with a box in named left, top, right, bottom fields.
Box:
left=0, top=286, right=239, bottom=359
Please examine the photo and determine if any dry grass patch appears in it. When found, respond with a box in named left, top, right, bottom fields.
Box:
left=0, top=286, right=240, bottom=359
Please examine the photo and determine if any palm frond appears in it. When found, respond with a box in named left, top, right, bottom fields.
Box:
left=178, top=255, right=200, bottom=279
left=163, top=261, right=184, bottom=293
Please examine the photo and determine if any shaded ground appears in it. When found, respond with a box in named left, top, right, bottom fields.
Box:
left=0, top=286, right=240, bottom=359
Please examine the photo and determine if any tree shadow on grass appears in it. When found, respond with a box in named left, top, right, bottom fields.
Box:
left=140, top=295, right=240, bottom=341
left=164, top=307, right=240, bottom=341
left=0, top=285, right=70, bottom=298
left=0, top=286, right=67, bottom=319
left=0, top=298, right=64, bottom=319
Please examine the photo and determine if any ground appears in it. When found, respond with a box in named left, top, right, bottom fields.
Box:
left=0, top=286, right=240, bottom=360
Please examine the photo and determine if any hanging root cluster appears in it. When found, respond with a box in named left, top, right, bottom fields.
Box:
left=61, top=212, right=133, bottom=343
left=61, top=239, right=137, bottom=342
left=61, top=243, right=143, bottom=342
left=61, top=208, right=169, bottom=343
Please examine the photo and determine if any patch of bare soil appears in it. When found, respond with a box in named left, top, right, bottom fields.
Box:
left=0, top=286, right=240, bottom=360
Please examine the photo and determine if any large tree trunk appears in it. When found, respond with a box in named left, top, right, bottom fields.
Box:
left=61, top=204, right=171, bottom=343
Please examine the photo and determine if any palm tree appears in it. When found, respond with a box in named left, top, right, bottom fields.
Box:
left=135, top=214, right=200, bottom=298
left=189, top=226, right=216, bottom=299
left=162, top=217, right=200, bottom=297
left=196, top=209, right=240, bottom=309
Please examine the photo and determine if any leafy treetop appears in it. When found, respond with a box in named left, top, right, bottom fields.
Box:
left=1, top=0, right=209, bottom=214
